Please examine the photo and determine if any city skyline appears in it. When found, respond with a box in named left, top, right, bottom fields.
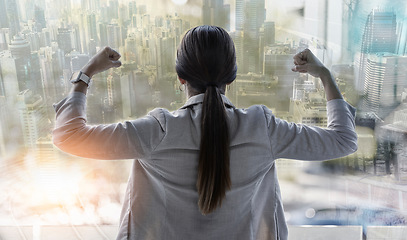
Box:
left=0, top=0, right=407, bottom=228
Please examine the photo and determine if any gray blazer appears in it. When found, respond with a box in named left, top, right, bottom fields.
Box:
left=53, top=92, right=357, bottom=240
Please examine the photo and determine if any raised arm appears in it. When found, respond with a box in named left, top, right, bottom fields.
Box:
left=265, top=101, right=357, bottom=161
left=71, top=46, right=122, bottom=95
left=265, top=49, right=358, bottom=160
left=52, top=47, right=165, bottom=160
left=292, top=48, right=342, bottom=101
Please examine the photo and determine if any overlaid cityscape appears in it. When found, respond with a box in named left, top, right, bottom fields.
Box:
left=0, top=0, right=407, bottom=237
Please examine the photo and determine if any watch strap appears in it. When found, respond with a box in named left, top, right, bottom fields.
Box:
left=70, top=71, right=91, bottom=86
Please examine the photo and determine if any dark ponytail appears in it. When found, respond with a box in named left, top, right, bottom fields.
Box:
left=197, top=85, right=231, bottom=214
left=175, top=25, right=237, bottom=215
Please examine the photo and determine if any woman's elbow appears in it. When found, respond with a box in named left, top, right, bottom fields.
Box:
left=52, top=128, right=79, bottom=153
left=348, top=140, right=358, bottom=154
left=341, top=131, right=358, bottom=155
left=52, top=130, right=68, bottom=151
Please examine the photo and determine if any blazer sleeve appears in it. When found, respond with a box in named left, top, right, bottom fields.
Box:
left=263, top=99, right=358, bottom=160
left=52, top=92, right=165, bottom=160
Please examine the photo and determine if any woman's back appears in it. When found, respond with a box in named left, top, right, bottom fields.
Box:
left=53, top=26, right=357, bottom=240
left=114, top=94, right=282, bottom=240
left=107, top=93, right=356, bottom=240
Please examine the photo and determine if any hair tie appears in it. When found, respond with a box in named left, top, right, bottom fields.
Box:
left=206, top=82, right=218, bottom=88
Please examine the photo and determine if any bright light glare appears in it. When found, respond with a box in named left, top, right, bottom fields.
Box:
left=29, top=167, right=82, bottom=206
left=171, top=0, right=188, bottom=5
left=305, top=208, right=316, bottom=218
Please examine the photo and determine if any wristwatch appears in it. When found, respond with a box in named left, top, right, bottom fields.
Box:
left=70, top=71, right=91, bottom=87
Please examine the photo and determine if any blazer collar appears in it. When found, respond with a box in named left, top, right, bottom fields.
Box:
left=180, top=93, right=235, bottom=109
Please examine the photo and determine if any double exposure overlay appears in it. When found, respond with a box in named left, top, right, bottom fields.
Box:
left=0, top=0, right=406, bottom=238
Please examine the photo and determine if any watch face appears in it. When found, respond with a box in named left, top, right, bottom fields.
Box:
left=70, top=72, right=90, bottom=86
left=70, top=72, right=81, bottom=82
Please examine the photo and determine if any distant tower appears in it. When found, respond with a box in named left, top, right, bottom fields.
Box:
left=99, top=23, right=108, bottom=46
left=108, top=0, right=119, bottom=20
left=235, top=0, right=266, bottom=73
left=0, top=36, right=42, bottom=99
left=9, top=35, right=30, bottom=59
left=0, top=0, right=9, bottom=29
left=235, top=0, right=245, bottom=31
left=128, top=0, right=137, bottom=18
left=120, top=70, right=152, bottom=118
left=8, top=36, right=39, bottom=92
left=361, top=10, right=397, bottom=53
left=125, top=33, right=137, bottom=62
left=363, top=53, right=407, bottom=113
left=263, top=21, right=275, bottom=46
left=106, top=23, right=121, bottom=49
left=106, top=72, right=123, bottom=120
left=355, top=9, right=397, bottom=92
left=156, top=35, right=175, bottom=79
left=34, top=6, right=46, bottom=30
left=244, top=0, right=265, bottom=35
left=38, top=47, right=64, bottom=103
left=202, top=0, right=230, bottom=31
left=57, top=28, right=73, bottom=55
left=118, top=4, right=130, bottom=26
left=5, top=0, right=20, bottom=37
left=86, top=13, right=98, bottom=43
left=17, top=90, right=47, bottom=148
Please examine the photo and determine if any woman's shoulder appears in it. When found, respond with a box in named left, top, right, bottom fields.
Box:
left=229, top=104, right=276, bottom=127
left=235, top=104, right=273, bottom=116
left=145, top=104, right=276, bottom=129
left=145, top=107, right=193, bottom=129
left=145, top=108, right=168, bottom=131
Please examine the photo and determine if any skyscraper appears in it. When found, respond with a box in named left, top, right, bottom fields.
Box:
left=235, top=0, right=266, bottom=73
left=9, top=35, right=30, bottom=59
left=0, top=29, right=8, bottom=50
left=202, top=0, right=230, bottom=31
left=263, top=21, right=275, bottom=46
left=156, top=35, right=175, bottom=79
left=34, top=6, right=46, bottom=30
left=120, top=70, right=152, bottom=118
left=10, top=35, right=41, bottom=93
left=17, top=89, right=47, bottom=148
left=39, top=47, right=58, bottom=103
left=231, top=30, right=244, bottom=73
left=128, top=0, right=137, bottom=18
left=244, top=0, right=265, bottom=34
left=108, top=0, right=119, bottom=20
left=86, top=13, right=98, bottom=43
left=125, top=33, right=137, bottom=62
left=57, top=28, right=73, bottom=55
left=106, top=72, right=122, bottom=120
left=0, top=0, right=9, bottom=29
left=99, top=22, right=108, bottom=46
left=5, top=0, right=20, bottom=37
left=40, top=28, right=51, bottom=48
left=355, top=9, right=397, bottom=92
left=81, top=0, right=100, bottom=11
left=363, top=53, right=407, bottom=113
left=235, top=0, right=245, bottom=31
left=106, top=23, right=121, bottom=49
left=361, top=10, right=397, bottom=53
left=0, top=51, right=19, bottom=99
left=0, top=36, right=40, bottom=99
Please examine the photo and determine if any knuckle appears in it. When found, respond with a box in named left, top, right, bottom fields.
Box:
left=103, top=46, right=110, bottom=53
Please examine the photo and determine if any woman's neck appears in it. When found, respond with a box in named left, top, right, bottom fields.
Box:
left=185, top=83, right=226, bottom=99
